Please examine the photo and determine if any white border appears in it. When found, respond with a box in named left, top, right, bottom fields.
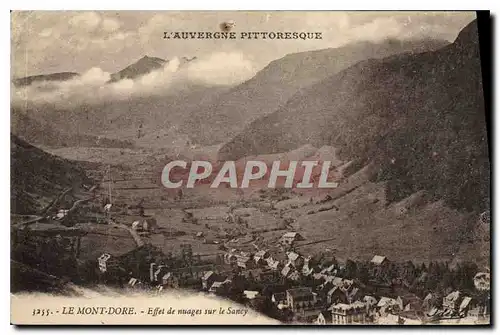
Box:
left=2, top=2, right=498, bottom=335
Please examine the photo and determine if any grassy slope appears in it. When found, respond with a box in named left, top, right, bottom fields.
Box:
left=184, top=39, right=448, bottom=145
left=220, top=20, right=489, bottom=214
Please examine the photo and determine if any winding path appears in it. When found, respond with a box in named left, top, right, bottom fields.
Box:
left=108, top=220, right=144, bottom=247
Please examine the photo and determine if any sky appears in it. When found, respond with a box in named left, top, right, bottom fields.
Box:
left=11, top=11, right=476, bottom=78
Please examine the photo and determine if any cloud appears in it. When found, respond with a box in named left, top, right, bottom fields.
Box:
left=102, top=18, right=121, bottom=32
left=11, top=51, right=258, bottom=108
left=69, top=12, right=102, bottom=31
left=38, top=28, right=54, bottom=38
left=186, top=52, right=256, bottom=86
left=11, top=11, right=476, bottom=78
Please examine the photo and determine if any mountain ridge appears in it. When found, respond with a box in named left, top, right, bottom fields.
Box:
left=219, top=19, right=489, bottom=213
left=109, top=55, right=167, bottom=83
left=12, top=72, right=80, bottom=87
left=182, top=38, right=449, bottom=145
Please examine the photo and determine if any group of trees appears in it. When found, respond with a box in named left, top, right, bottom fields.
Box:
left=337, top=258, right=482, bottom=299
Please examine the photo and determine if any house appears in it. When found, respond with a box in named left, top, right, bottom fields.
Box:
left=240, top=266, right=262, bottom=282
left=267, top=258, right=281, bottom=271
left=224, top=252, right=238, bottom=265
left=201, top=270, right=227, bottom=290
left=287, top=251, right=304, bottom=268
left=422, top=293, right=435, bottom=311
left=149, top=262, right=157, bottom=282
left=316, top=310, right=332, bottom=325
left=169, top=264, right=218, bottom=282
left=377, top=297, right=399, bottom=314
left=313, top=273, right=327, bottom=283
left=459, top=296, right=473, bottom=317
left=271, top=292, right=288, bottom=309
left=271, top=292, right=287, bottom=305
left=363, top=296, right=378, bottom=308
left=443, top=291, right=461, bottom=312
left=381, top=312, right=420, bottom=325
left=243, top=290, right=260, bottom=300
left=98, top=253, right=112, bottom=273
left=329, top=301, right=367, bottom=324
left=131, top=221, right=140, bottom=230
left=327, top=276, right=344, bottom=287
left=161, top=272, right=179, bottom=288
left=320, top=264, right=336, bottom=275
left=340, top=279, right=354, bottom=291
left=255, top=269, right=277, bottom=283
left=371, top=255, right=390, bottom=267
left=326, top=286, right=348, bottom=305
left=201, top=271, right=216, bottom=290
left=280, top=232, right=305, bottom=245
left=239, top=251, right=252, bottom=258
left=281, top=265, right=293, bottom=278
left=54, top=209, right=69, bottom=220
left=128, top=277, right=140, bottom=287
left=302, top=265, right=314, bottom=277
left=288, top=270, right=301, bottom=282
left=426, top=307, right=443, bottom=320
left=397, top=294, right=423, bottom=312
left=303, top=255, right=312, bottom=268
left=286, top=287, right=317, bottom=312
left=363, top=296, right=378, bottom=318
left=474, top=272, right=490, bottom=291
left=153, top=265, right=167, bottom=282
left=315, top=281, right=334, bottom=304
left=209, top=279, right=232, bottom=295
left=236, top=256, right=253, bottom=269
left=254, top=250, right=270, bottom=265
left=468, top=304, right=490, bottom=319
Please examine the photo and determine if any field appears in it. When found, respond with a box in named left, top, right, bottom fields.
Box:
left=44, top=145, right=485, bottom=265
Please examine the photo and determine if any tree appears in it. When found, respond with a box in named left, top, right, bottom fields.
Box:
left=345, top=259, right=357, bottom=279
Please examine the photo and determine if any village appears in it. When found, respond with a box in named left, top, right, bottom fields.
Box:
left=93, top=223, right=491, bottom=325
left=10, top=160, right=491, bottom=325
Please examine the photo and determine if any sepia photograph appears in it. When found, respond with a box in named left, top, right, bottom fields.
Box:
left=9, top=10, right=491, bottom=325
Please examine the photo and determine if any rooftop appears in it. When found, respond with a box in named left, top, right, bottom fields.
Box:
left=377, top=297, right=397, bottom=307
left=329, top=301, right=366, bottom=311
left=202, top=271, right=214, bottom=281
left=371, top=255, right=388, bottom=265
left=281, top=232, right=305, bottom=240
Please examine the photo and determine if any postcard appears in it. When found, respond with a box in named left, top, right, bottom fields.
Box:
left=10, top=10, right=491, bottom=325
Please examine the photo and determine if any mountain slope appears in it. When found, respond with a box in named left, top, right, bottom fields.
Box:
left=12, top=56, right=222, bottom=144
left=220, top=19, right=489, bottom=213
left=12, top=72, right=79, bottom=87
left=109, top=55, right=167, bottom=82
left=182, top=38, right=449, bottom=145
left=10, top=135, right=92, bottom=214
left=11, top=108, right=134, bottom=148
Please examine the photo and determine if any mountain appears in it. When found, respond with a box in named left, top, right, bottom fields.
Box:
left=10, top=135, right=92, bottom=214
left=109, top=55, right=167, bottom=82
left=12, top=72, right=79, bottom=87
left=182, top=38, right=449, bottom=145
left=11, top=55, right=217, bottom=144
left=11, top=108, right=134, bottom=149
left=219, top=19, right=489, bottom=213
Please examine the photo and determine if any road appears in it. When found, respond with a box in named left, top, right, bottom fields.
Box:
left=109, top=220, right=144, bottom=247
